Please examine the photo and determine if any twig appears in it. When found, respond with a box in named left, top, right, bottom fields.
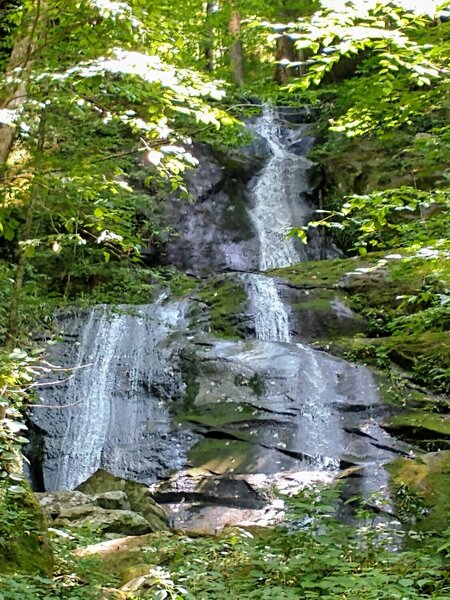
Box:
left=28, top=398, right=83, bottom=409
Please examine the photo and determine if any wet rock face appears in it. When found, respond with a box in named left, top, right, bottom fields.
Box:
left=280, top=285, right=367, bottom=342
left=27, top=302, right=197, bottom=491
left=158, top=337, right=409, bottom=530
left=181, top=338, right=404, bottom=475
left=162, top=142, right=260, bottom=275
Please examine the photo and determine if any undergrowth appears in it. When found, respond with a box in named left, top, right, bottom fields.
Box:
left=1, top=486, right=450, bottom=599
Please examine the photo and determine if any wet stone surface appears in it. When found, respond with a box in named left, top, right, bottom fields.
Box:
left=26, top=109, right=418, bottom=533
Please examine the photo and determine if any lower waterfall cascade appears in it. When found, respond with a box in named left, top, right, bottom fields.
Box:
left=28, top=107, right=408, bottom=530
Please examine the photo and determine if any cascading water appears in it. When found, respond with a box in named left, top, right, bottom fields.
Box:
left=243, top=108, right=398, bottom=507
left=249, top=107, right=313, bottom=270
left=246, top=274, right=290, bottom=342
left=245, top=107, right=324, bottom=345
left=32, top=297, right=189, bottom=491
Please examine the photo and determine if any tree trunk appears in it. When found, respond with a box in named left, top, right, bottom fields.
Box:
left=229, top=10, right=244, bottom=87
left=204, top=1, right=217, bottom=72
left=0, top=0, right=46, bottom=168
left=4, top=107, right=46, bottom=351
left=274, top=33, right=299, bottom=85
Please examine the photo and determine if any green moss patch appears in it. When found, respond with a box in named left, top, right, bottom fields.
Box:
left=387, top=450, right=450, bottom=532
left=188, top=438, right=262, bottom=475
left=0, top=485, right=53, bottom=576
left=183, top=401, right=258, bottom=428
left=386, top=411, right=450, bottom=445
left=196, top=275, right=247, bottom=339
left=272, top=251, right=450, bottom=395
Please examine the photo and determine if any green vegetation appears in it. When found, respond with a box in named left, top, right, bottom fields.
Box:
left=196, top=275, right=247, bottom=339
left=0, top=0, right=449, bottom=593
left=1, top=486, right=450, bottom=598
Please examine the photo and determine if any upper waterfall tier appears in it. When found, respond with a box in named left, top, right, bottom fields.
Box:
left=249, top=107, right=315, bottom=270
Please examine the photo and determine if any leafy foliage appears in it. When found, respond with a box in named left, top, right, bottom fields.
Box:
left=1, top=485, right=450, bottom=598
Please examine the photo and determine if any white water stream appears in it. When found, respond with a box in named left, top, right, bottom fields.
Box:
left=41, top=298, right=187, bottom=490
left=246, top=107, right=313, bottom=344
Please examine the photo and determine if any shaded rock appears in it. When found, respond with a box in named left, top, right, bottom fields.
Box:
left=36, top=490, right=92, bottom=517
left=55, top=506, right=152, bottom=536
left=276, top=105, right=319, bottom=124
left=163, top=144, right=259, bottom=275
left=92, top=491, right=131, bottom=511
left=384, top=410, right=450, bottom=452
left=150, top=469, right=269, bottom=509
left=288, top=136, right=315, bottom=156
left=213, top=130, right=271, bottom=181
left=183, top=143, right=225, bottom=200
left=280, top=286, right=366, bottom=342
left=77, top=470, right=169, bottom=532
left=150, top=468, right=335, bottom=533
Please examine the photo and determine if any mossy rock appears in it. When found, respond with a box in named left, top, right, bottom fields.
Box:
left=385, top=410, right=450, bottom=451
left=195, top=275, right=247, bottom=339
left=184, top=401, right=258, bottom=428
left=77, top=470, right=169, bottom=532
left=325, top=332, right=450, bottom=395
left=321, top=131, right=447, bottom=197
left=387, top=450, right=450, bottom=531
left=270, top=254, right=378, bottom=288
left=0, top=484, right=53, bottom=576
left=285, top=287, right=366, bottom=341
left=188, top=438, right=263, bottom=475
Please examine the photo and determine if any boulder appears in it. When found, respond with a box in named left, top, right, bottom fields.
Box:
left=0, top=485, right=53, bottom=576
left=77, top=470, right=169, bottom=532
left=93, top=491, right=131, bottom=511
left=36, top=490, right=92, bottom=517
left=36, top=474, right=169, bottom=534
left=55, top=505, right=153, bottom=536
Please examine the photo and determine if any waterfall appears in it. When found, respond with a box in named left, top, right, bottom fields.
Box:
left=249, top=107, right=313, bottom=270
left=29, top=105, right=399, bottom=532
left=35, top=297, right=188, bottom=490
left=246, top=274, right=290, bottom=342
left=246, top=107, right=314, bottom=343
left=54, top=308, right=122, bottom=490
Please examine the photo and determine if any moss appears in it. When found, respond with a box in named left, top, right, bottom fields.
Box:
left=273, top=251, right=450, bottom=395
left=196, top=275, right=247, bottom=339
left=188, top=438, right=262, bottom=475
left=387, top=451, right=450, bottom=532
left=165, top=271, right=198, bottom=297
left=0, top=485, right=53, bottom=576
left=183, top=401, right=257, bottom=428
left=386, top=411, right=450, bottom=439
left=234, top=373, right=265, bottom=397
left=270, top=254, right=378, bottom=287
